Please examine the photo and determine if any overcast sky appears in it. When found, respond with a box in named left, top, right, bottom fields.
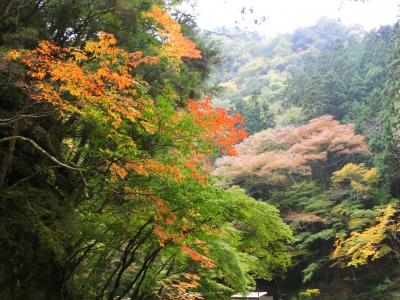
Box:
left=183, top=0, right=399, bottom=36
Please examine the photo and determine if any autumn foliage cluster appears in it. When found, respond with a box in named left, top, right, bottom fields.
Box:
left=143, top=6, right=202, bottom=63
left=214, top=111, right=400, bottom=296
left=4, top=1, right=400, bottom=298
left=214, top=115, right=369, bottom=186
left=0, top=4, right=293, bottom=299
left=332, top=203, right=400, bottom=267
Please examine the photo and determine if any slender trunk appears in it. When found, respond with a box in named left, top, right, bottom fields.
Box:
left=97, top=219, right=153, bottom=299
left=156, top=261, right=175, bottom=297
left=107, top=230, right=153, bottom=300
left=117, top=247, right=161, bottom=300
left=0, top=120, right=21, bottom=190
left=63, top=241, right=98, bottom=285
left=71, top=123, right=93, bottom=164
left=130, top=253, right=158, bottom=300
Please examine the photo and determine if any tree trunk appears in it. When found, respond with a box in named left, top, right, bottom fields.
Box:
left=0, top=120, right=21, bottom=190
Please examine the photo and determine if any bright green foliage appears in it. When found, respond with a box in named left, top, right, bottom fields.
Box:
left=194, top=187, right=293, bottom=296
left=0, top=2, right=292, bottom=299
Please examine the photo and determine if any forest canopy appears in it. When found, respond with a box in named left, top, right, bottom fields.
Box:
left=210, top=13, right=400, bottom=299
left=0, top=2, right=291, bottom=299
left=0, top=1, right=400, bottom=299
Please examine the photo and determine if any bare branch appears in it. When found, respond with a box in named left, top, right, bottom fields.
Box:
left=0, top=135, right=78, bottom=170
left=6, top=165, right=62, bottom=190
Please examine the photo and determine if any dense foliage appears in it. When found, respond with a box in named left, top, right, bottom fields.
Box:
left=1, top=1, right=400, bottom=299
left=211, top=18, right=364, bottom=133
left=0, top=2, right=292, bottom=299
left=213, top=18, right=400, bottom=299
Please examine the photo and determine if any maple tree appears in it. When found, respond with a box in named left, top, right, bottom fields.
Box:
left=214, top=113, right=399, bottom=295
left=214, top=115, right=369, bottom=190
left=1, top=10, right=291, bottom=297
left=188, top=96, right=248, bottom=156
left=6, top=32, right=157, bottom=131
left=142, top=5, right=202, bottom=65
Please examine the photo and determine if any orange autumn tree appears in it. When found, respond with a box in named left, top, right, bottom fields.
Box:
left=4, top=27, right=280, bottom=299
left=188, top=97, right=248, bottom=157
left=143, top=5, right=202, bottom=65
left=6, top=32, right=157, bottom=128
left=5, top=29, right=208, bottom=180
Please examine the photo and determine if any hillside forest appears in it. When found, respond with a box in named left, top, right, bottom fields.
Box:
left=0, top=1, right=399, bottom=299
